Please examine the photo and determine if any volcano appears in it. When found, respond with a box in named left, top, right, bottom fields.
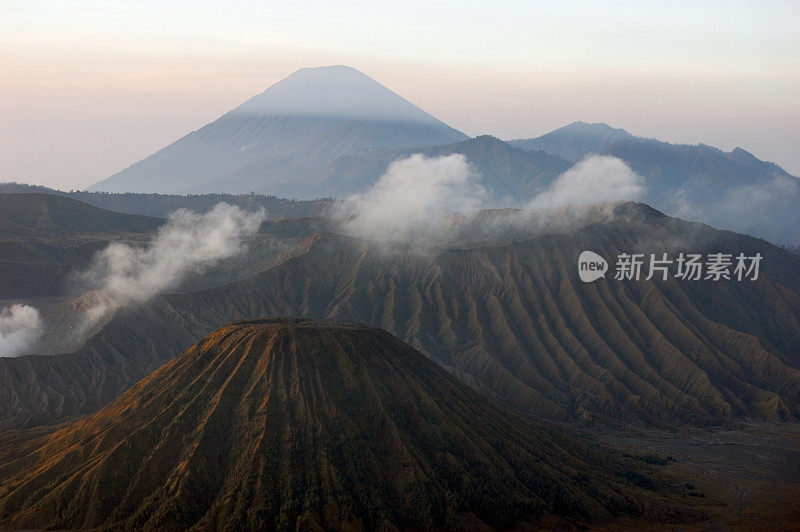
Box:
left=0, top=319, right=651, bottom=530
left=89, top=66, right=467, bottom=197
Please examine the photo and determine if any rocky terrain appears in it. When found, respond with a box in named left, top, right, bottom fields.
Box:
left=0, top=319, right=671, bottom=530
left=2, top=201, right=798, bottom=430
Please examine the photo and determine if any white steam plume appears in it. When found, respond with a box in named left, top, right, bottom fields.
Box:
left=2, top=203, right=265, bottom=356
left=0, top=304, right=42, bottom=357
left=73, top=203, right=266, bottom=327
left=527, top=155, right=643, bottom=209
left=338, top=153, right=643, bottom=243
left=339, top=153, right=486, bottom=242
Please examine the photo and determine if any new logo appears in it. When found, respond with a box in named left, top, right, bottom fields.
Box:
left=578, top=251, right=608, bottom=282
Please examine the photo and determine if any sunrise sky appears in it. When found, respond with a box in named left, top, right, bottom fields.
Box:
left=2, top=0, right=799, bottom=189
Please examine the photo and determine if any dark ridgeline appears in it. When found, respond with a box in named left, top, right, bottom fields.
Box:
left=2, top=199, right=798, bottom=431
left=511, top=122, right=800, bottom=245
left=0, top=319, right=661, bottom=530
left=316, top=134, right=570, bottom=199
left=0, top=183, right=334, bottom=219
left=509, top=121, right=637, bottom=162
left=0, top=193, right=163, bottom=298
left=0, top=192, right=163, bottom=236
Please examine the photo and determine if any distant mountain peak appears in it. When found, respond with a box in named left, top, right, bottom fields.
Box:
left=508, top=121, right=635, bottom=163
left=297, top=64, right=357, bottom=73
left=233, top=65, right=447, bottom=124
left=559, top=121, right=633, bottom=137
left=729, top=146, right=759, bottom=161
left=469, top=134, right=507, bottom=145
left=88, top=66, right=466, bottom=195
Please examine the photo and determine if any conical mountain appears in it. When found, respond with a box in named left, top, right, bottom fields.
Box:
left=89, top=66, right=467, bottom=197
left=0, top=319, right=651, bottom=530
left=234, top=65, right=454, bottom=124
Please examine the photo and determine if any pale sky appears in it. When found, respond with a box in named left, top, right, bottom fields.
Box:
left=2, top=0, right=799, bottom=189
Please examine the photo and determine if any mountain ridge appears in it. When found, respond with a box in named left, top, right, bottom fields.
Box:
left=0, top=182, right=334, bottom=219
left=0, top=193, right=163, bottom=298
left=0, top=193, right=162, bottom=237
left=510, top=122, right=800, bottom=245
left=509, top=121, right=637, bottom=162
left=316, top=134, right=570, bottom=198
left=3, top=201, right=798, bottom=430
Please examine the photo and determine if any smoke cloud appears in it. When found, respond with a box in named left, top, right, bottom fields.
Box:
left=339, top=154, right=486, bottom=242
left=0, top=304, right=42, bottom=357
left=0, top=203, right=265, bottom=357
left=75, top=203, right=266, bottom=306
left=527, top=155, right=643, bottom=209
left=339, top=153, right=643, bottom=243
